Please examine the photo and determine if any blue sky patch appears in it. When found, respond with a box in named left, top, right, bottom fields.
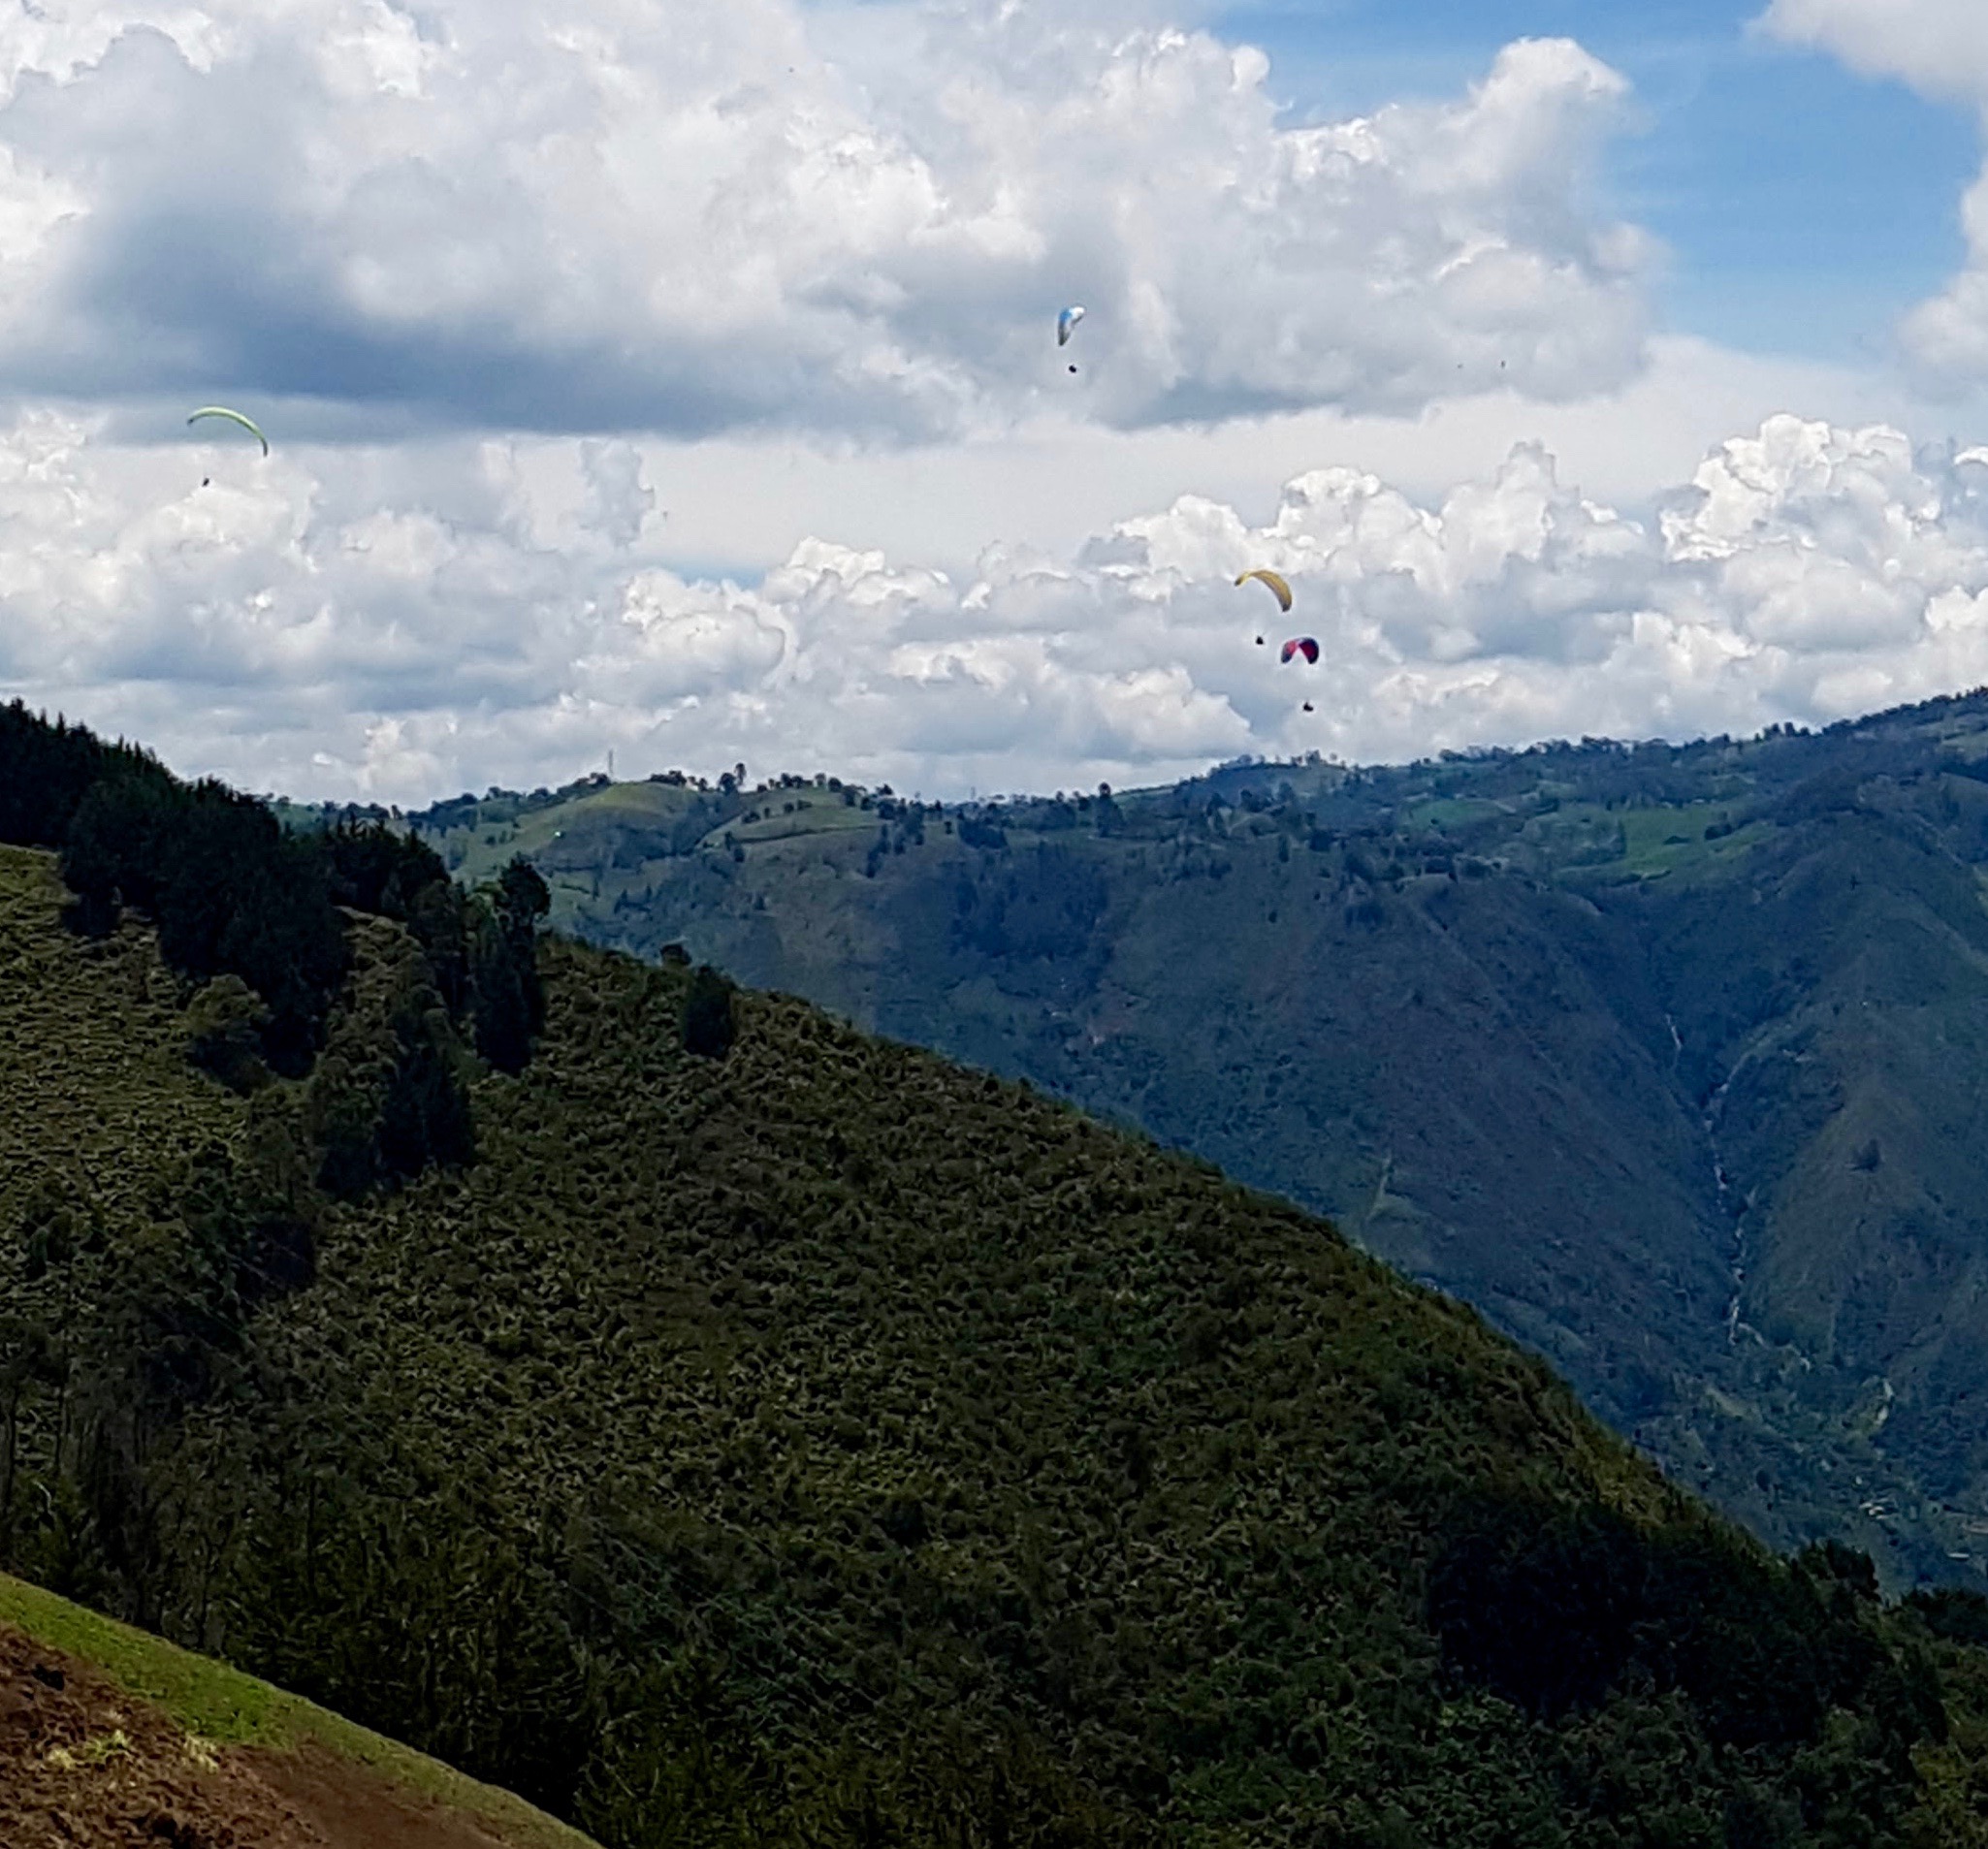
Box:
left=1217, top=0, right=1982, bottom=360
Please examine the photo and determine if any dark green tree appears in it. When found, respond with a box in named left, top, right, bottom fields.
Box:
left=468, top=854, right=550, bottom=1072
left=682, top=964, right=736, bottom=1059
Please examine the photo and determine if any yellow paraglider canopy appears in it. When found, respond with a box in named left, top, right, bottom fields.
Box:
left=186, top=406, right=269, bottom=456
left=1234, top=568, right=1293, bottom=612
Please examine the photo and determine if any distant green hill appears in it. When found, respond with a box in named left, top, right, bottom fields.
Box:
left=5, top=815, right=1988, bottom=1846
left=393, top=693, right=1988, bottom=1589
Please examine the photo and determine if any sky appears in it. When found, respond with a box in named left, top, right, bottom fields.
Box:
left=9, top=0, right=1988, bottom=802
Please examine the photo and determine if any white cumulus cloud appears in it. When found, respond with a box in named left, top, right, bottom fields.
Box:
left=1759, top=0, right=1988, bottom=103
left=0, top=0, right=1653, bottom=437
left=10, top=408, right=1988, bottom=803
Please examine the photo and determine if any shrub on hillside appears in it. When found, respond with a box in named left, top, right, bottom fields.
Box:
left=184, top=975, right=272, bottom=1094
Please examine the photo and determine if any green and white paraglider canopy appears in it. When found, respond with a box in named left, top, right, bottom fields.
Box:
left=186, top=406, right=269, bottom=456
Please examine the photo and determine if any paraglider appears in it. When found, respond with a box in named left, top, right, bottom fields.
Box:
left=1236, top=567, right=1292, bottom=643
left=1058, top=305, right=1084, bottom=373
left=187, top=406, right=269, bottom=456
left=1235, top=568, right=1292, bottom=612
left=1276, top=635, right=1320, bottom=714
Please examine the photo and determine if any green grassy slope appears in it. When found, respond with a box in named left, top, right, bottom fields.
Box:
left=0, top=1571, right=599, bottom=1849
left=395, top=694, right=1988, bottom=1586
left=5, top=834, right=1988, bottom=1845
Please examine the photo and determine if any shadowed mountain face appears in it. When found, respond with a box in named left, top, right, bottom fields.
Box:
left=401, top=693, right=1988, bottom=1585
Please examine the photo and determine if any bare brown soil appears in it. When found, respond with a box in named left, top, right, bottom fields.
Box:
left=0, top=1621, right=537, bottom=1849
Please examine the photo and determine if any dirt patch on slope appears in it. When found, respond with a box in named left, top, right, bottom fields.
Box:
left=0, top=1621, right=534, bottom=1849
left=247, top=1739, right=519, bottom=1849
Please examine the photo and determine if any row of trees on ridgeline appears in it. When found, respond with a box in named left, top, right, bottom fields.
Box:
left=0, top=698, right=547, bottom=1192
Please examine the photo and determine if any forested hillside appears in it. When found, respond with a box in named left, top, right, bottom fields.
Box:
left=5, top=697, right=1988, bottom=1845
left=399, top=691, right=1988, bottom=1588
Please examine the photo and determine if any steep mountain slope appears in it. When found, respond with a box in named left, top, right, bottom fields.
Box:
left=1631, top=788, right=1988, bottom=1527
left=398, top=694, right=1988, bottom=1584
left=6, top=833, right=1986, bottom=1845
